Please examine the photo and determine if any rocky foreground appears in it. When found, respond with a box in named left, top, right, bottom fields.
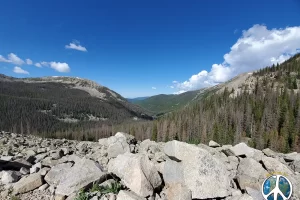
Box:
left=1, top=131, right=300, bottom=200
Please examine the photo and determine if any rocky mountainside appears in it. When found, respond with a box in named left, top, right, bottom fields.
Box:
left=0, top=74, right=152, bottom=140
left=1, top=131, right=300, bottom=200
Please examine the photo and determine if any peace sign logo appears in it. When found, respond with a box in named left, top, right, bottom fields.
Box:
left=262, top=175, right=293, bottom=200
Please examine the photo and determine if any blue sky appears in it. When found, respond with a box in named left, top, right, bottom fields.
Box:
left=1, top=0, right=300, bottom=98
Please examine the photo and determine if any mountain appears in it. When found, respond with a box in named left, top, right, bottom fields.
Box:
left=131, top=73, right=252, bottom=115
left=0, top=74, right=152, bottom=140
left=132, top=89, right=206, bottom=115
left=118, top=53, right=300, bottom=153
left=127, top=96, right=149, bottom=103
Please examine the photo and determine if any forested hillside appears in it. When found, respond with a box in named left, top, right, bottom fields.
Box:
left=0, top=75, right=152, bottom=140
left=116, top=54, right=300, bottom=153
left=133, top=89, right=204, bottom=114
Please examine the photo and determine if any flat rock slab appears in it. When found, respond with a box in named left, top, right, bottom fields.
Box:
left=55, top=158, right=108, bottom=196
left=163, top=140, right=231, bottom=199
left=13, top=173, right=43, bottom=194
left=45, top=162, right=73, bottom=185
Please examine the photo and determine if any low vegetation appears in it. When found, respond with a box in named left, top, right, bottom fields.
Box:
left=75, top=181, right=124, bottom=200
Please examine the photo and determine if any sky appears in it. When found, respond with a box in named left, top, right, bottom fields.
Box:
left=0, top=0, right=300, bottom=98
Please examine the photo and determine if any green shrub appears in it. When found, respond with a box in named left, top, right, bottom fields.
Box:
left=11, top=196, right=20, bottom=200
left=74, top=189, right=89, bottom=200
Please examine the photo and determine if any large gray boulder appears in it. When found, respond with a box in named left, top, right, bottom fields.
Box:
left=44, top=162, right=73, bottom=185
left=107, top=133, right=130, bottom=158
left=108, top=153, right=162, bottom=197
left=13, top=173, right=43, bottom=194
left=230, top=143, right=255, bottom=157
left=284, top=152, right=300, bottom=162
left=116, top=190, right=146, bottom=200
left=55, top=158, right=108, bottom=196
left=163, top=140, right=231, bottom=199
left=262, top=148, right=277, bottom=158
left=292, top=160, right=300, bottom=173
left=237, top=158, right=267, bottom=190
left=262, top=156, right=294, bottom=177
left=209, top=140, right=220, bottom=148
left=1, top=171, right=19, bottom=184
left=164, top=183, right=192, bottom=200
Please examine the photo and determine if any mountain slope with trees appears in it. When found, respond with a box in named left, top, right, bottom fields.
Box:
left=116, top=53, right=300, bottom=153
left=0, top=75, right=152, bottom=140
left=133, top=89, right=206, bottom=115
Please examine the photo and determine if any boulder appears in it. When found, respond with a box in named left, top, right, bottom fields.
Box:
left=45, top=162, right=73, bottom=185
left=209, top=140, right=220, bottom=148
left=20, top=167, right=29, bottom=175
left=284, top=152, right=300, bottom=162
left=292, top=160, right=300, bottom=173
left=55, top=158, right=108, bottom=196
left=55, top=194, right=66, bottom=200
left=163, top=140, right=231, bottom=199
left=245, top=187, right=264, bottom=200
left=99, top=138, right=108, bottom=146
left=107, top=134, right=130, bottom=158
left=13, top=173, right=43, bottom=194
left=1, top=171, right=19, bottom=184
left=165, top=183, right=192, bottom=200
left=30, top=162, right=42, bottom=174
left=163, top=159, right=184, bottom=184
left=38, top=183, right=49, bottom=191
left=115, top=132, right=136, bottom=144
left=1, top=156, right=13, bottom=161
left=237, top=158, right=267, bottom=190
left=230, top=143, right=255, bottom=157
left=108, top=153, right=162, bottom=197
left=262, top=148, right=277, bottom=158
left=262, top=156, right=294, bottom=177
left=116, top=190, right=145, bottom=200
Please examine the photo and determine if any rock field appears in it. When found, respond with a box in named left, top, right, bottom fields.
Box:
left=1, top=131, right=300, bottom=200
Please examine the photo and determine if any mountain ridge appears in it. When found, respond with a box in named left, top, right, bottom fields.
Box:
left=0, top=74, right=153, bottom=140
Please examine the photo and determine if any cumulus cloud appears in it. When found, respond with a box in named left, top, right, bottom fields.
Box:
left=13, top=66, right=29, bottom=74
left=26, top=59, right=33, bottom=65
left=65, top=40, right=87, bottom=52
left=34, top=61, right=70, bottom=72
left=0, top=53, right=25, bottom=65
left=173, top=25, right=300, bottom=92
left=49, top=62, right=70, bottom=73
left=0, top=52, right=70, bottom=73
left=152, top=87, right=157, bottom=90
left=35, top=63, right=42, bottom=67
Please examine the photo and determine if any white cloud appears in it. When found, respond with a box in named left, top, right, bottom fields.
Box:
left=35, top=61, right=70, bottom=72
left=26, top=59, right=33, bottom=65
left=0, top=52, right=71, bottom=73
left=173, top=25, right=300, bottom=92
left=49, top=62, right=70, bottom=73
left=41, top=61, right=49, bottom=67
left=173, top=90, right=186, bottom=95
left=8, top=53, right=25, bottom=65
left=152, top=87, right=157, bottom=90
left=0, top=55, right=10, bottom=62
left=13, top=66, right=29, bottom=74
left=0, top=53, right=25, bottom=65
left=35, top=63, right=42, bottom=67
left=65, top=40, right=87, bottom=52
